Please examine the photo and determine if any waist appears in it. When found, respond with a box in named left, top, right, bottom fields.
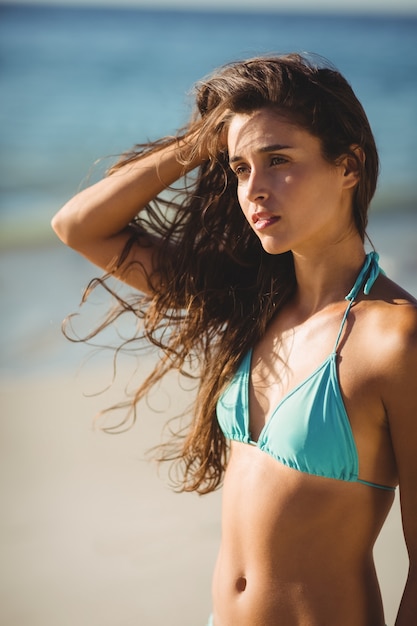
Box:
left=215, top=447, right=393, bottom=617
left=211, top=555, right=385, bottom=626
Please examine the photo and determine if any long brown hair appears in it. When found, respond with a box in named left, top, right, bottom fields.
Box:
left=67, top=53, right=379, bottom=493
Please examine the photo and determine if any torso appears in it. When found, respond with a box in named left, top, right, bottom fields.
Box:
left=211, top=267, right=408, bottom=626
left=212, top=447, right=394, bottom=626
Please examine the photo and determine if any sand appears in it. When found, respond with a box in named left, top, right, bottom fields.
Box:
left=0, top=366, right=221, bottom=626
left=1, top=209, right=416, bottom=626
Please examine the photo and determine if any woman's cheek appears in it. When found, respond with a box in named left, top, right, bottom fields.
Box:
left=237, top=189, right=249, bottom=221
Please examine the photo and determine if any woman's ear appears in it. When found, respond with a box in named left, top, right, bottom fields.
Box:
left=341, top=145, right=365, bottom=189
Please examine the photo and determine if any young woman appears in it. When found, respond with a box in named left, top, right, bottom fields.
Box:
left=52, top=54, right=417, bottom=626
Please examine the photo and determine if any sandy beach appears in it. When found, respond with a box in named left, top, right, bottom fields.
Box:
left=0, top=366, right=221, bottom=626
left=1, top=209, right=416, bottom=626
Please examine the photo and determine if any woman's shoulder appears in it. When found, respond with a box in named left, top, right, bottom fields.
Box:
left=368, top=275, right=417, bottom=491
left=371, top=272, right=417, bottom=330
left=359, top=272, right=417, bottom=375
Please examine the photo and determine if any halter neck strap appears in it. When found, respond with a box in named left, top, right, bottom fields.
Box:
left=333, top=251, right=382, bottom=352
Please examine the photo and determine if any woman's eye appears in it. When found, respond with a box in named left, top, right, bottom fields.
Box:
left=271, top=155, right=287, bottom=166
left=233, top=165, right=250, bottom=177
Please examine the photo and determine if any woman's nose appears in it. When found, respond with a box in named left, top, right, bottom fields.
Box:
left=246, top=169, right=269, bottom=203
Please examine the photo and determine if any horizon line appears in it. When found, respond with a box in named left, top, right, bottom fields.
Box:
left=3, top=0, right=417, bottom=17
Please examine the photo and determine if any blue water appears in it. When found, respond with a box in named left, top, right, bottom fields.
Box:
left=0, top=4, right=417, bottom=377
left=1, top=3, right=417, bottom=246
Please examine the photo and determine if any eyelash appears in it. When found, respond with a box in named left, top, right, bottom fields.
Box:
left=233, top=164, right=249, bottom=177
left=232, top=156, right=288, bottom=177
left=271, top=156, right=288, bottom=166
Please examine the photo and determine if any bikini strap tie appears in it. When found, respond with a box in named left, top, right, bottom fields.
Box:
left=345, top=251, right=382, bottom=302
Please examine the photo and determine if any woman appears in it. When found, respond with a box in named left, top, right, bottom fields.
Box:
left=52, top=54, right=417, bottom=625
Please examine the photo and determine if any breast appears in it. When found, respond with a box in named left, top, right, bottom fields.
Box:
left=257, top=354, right=360, bottom=483
left=218, top=350, right=361, bottom=485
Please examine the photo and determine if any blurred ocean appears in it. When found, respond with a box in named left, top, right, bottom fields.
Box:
left=0, top=3, right=416, bottom=376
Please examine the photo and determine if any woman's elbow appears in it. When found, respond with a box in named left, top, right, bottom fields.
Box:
left=51, top=203, right=83, bottom=249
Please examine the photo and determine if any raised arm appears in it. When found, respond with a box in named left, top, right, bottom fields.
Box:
left=51, top=134, right=204, bottom=293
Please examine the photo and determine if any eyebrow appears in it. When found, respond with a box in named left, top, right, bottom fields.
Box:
left=229, top=144, right=292, bottom=164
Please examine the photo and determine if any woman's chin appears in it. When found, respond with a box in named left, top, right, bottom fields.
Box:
left=259, top=238, right=290, bottom=256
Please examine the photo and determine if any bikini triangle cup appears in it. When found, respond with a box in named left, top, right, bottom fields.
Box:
left=216, top=252, right=395, bottom=492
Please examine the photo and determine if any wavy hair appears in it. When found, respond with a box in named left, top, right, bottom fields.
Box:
left=68, top=53, right=379, bottom=493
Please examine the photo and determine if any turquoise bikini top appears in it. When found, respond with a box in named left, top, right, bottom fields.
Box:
left=216, top=252, right=395, bottom=492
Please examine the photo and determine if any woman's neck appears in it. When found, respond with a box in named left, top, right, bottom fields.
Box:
left=291, top=238, right=366, bottom=318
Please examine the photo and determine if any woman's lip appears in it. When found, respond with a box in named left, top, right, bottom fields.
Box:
left=253, top=215, right=281, bottom=231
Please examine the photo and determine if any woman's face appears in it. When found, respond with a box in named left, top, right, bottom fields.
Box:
left=227, top=108, right=359, bottom=256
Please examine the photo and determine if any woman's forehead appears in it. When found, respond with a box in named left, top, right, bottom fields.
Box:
left=227, top=109, right=317, bottom=158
